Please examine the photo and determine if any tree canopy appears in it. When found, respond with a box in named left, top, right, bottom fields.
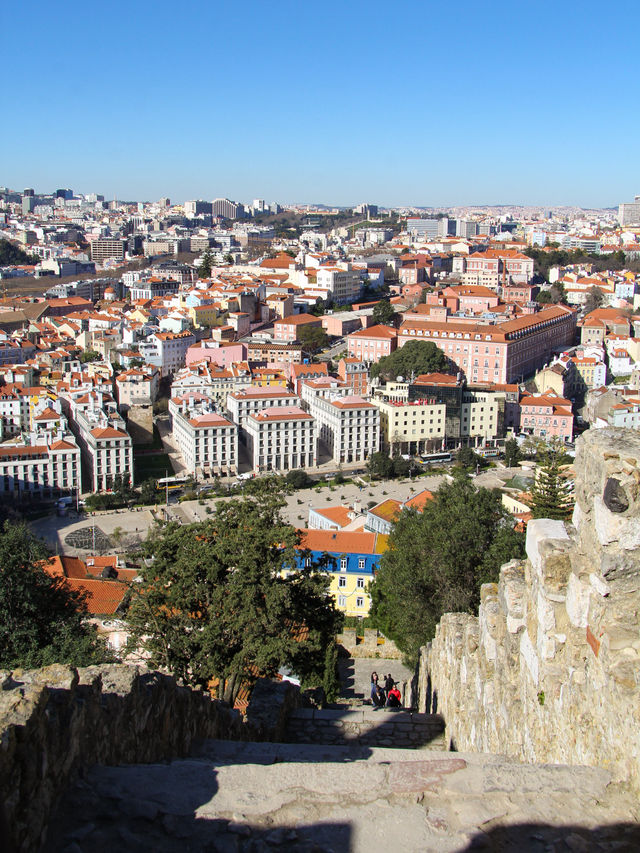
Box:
left=529, top=445, right=574, bottom=521
left=197, top=250, right=213, bottom=278
left=370, top=477, right=524, bottom=665
left=370, top=340, right=449, bottom=381
left=0, top=521, right=109, bottom=670
left=0, top=239, right=39, bottom=266
left=126, top=494, right=342, bottom=702
left=504, top=437, right=521, bottom=468
left=371, top=300, right=397, bottom=327
left=298, top=324, right=329, bottom=354
left=584, top=285, right=604, bottom=314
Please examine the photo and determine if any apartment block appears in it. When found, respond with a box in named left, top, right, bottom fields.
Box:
left=245, top=406, right=315, bottom=473
left=72, top=407, right=134, bottom=491
left=172, top=405, right=238, bottom=477
left=346, top=324, right=397, bottom=363
left=138, top=330, right=196, bottom=377
left=90, top=238, right=126, bottom=264
left=315, top=266, right=362, bottom=304
left=227, top=387, right=300, bottom=428
left=295, top=529, right=385, bottom=617
left=337, top=357, right=369, bottom=396
left=310, top=394, right=380, bottom=464
left=375, top=397, right=446, bottom=454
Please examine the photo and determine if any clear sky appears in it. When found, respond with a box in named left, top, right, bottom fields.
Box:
left=2, top=0, right=638, bottom=208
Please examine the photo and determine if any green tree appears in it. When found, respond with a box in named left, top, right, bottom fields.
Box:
left=370, top=340, right=449, bottom=381
left=367, top=451, right=394, bottom=480
left=504, top=437, right=521, bottom=468
left=529, top=449, right=574, bottom=521
left=371, top=300, right=397, bottom=327
left=0, top=522, right=109, bottom=669
left=79, top=349, right=101, bottom=363
left=392, top=454, right=411, bottom=478
left=535, top=290, right=553, bottom=304
left=136, top=478, right=159, bottom=505
left=0, top=238, right=39, bottom=266
left=126, top=495, right=342, bottom=703
left=198, top=250, right=213, bottom=278
left=298, top=324, right=329, bottom=355
left=310, top=298, right=326, bottom=317
left=584, top=285, right=604, bottom=314
left=285, top=469, right=314, bottom=490
left=370, top=478, right=524, bottom=664
left=455, top=446, right=484, bottom=471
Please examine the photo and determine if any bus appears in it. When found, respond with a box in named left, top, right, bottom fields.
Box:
left=419, top=451, right=452, bottom=464
left=156, top=475, right=189, bottom=491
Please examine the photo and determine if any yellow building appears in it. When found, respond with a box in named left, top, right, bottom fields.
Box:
left=294, top=529, right=388, bottom=617
left=375, top=397, right=446, bottom=454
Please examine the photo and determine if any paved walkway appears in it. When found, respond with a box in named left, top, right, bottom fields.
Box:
left=29, top=475, right=446, bottom=556
left=43, top=740, right=640, bottom=853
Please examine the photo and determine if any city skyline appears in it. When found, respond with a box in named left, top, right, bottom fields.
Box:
left=3, top=0, right=638, bottom=208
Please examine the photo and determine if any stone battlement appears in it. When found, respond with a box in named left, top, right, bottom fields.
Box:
left=0, top=664, right=298, bottom=852
left=418, top=428, right=640, bottom=790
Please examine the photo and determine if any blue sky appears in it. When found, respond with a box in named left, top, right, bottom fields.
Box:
left=2, top=0, right=638, bottom=207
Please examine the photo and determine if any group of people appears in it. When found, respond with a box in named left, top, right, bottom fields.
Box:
left=370, top=672, right=402, bottom=709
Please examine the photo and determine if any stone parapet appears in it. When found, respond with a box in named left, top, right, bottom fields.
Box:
left=0, top=664, right=298, bottom=852
left=419, top=428, right=640, bottom=791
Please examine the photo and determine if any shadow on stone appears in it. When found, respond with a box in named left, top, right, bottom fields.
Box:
left=461, top=820, right=640, bottom=852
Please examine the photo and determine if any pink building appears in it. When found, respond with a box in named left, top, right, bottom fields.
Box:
left=520, top=393, right=573, bottom=442
left=347, top=324, right=397, bottom=363
left=273, top=314, right=323, bottom=343
left=185, top=340, right=246, bottom=368
left=466, top=249, right=534, bottom=283
left=398, top=306, right=576, bottom=384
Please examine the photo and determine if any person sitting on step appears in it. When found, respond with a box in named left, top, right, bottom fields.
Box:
left=386, top=683, right=402, bottom=708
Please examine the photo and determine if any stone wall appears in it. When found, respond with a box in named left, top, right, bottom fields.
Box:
left=0, top=664, right=298, bottom=852
left=418, top=428, right=640, bottom=791
left=338, top=628, right=403, bottom=659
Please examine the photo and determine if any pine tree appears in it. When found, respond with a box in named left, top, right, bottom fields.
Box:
left=529, top=454, right=573, bottom=520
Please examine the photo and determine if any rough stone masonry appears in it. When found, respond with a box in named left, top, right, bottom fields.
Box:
left=419, top=427, right=640, bottom=791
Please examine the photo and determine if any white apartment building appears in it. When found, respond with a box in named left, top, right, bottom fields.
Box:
left=72, top=406, right=134, bottom=492
left=227, top=388, right=300, bottom=428
left=0, top=397, right=81, bottom=498
left=172, top=406, right=238, bottom=478
left=245, top=406, right=316, bottom=473
left=300, top=376, right=348, bottom=411
left=138, top=330, right=196, bottom=377
left=316, top=265, right=362, bottom=304
left=310, top=394, right=380, bottom=464
left=0, top=439, right=80, bottom=499
left=460, top=391, right=503, bottom=443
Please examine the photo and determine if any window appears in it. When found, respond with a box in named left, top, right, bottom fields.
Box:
left=356, top=577, right=365, bottom=589
left=358, top=558, right=365, bottom=569
left=340, top=557, right=347, bottom=571
left=356, top=596, right=364, bottom=608
left=338, top=575, right=346, bottom=588
left=338, top=595, right=346, bottom=608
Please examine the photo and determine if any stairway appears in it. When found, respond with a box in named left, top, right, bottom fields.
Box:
left=283, top=706, right=447, bottom=750
left=43, top=740, right=640, bottom=853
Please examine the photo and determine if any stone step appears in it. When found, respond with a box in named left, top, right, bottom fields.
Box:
left=43, top=739, right=640, bottom=853
left=282, top=707, right=446, bottom=749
